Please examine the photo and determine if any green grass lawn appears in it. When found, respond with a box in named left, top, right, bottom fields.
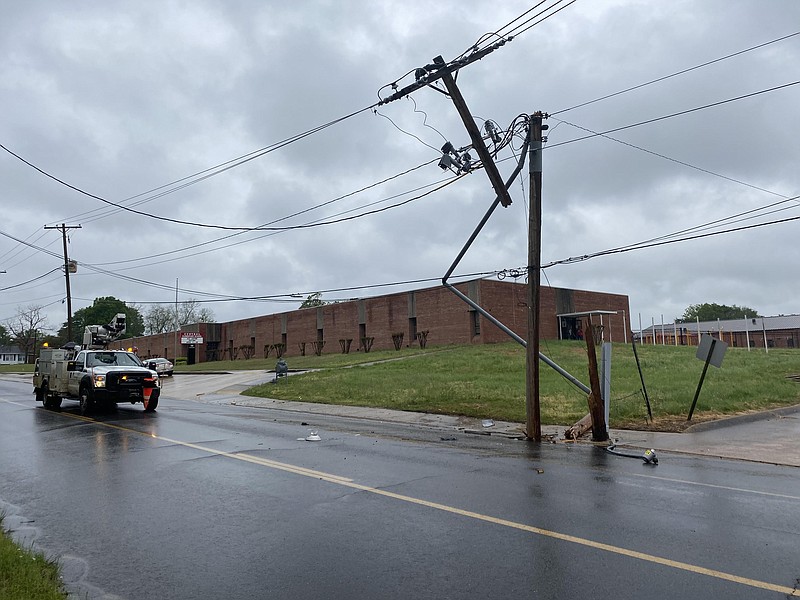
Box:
left=0, top=519, right=66, bottom=600
left=240, top=341, right=800, bottom=430
left=6, top=340, right=798, bottom=430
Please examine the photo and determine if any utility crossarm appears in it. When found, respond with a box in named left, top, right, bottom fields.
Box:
left=377, top=39, right=511, bottom=106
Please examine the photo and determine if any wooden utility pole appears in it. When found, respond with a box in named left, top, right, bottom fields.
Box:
left=526, top=114, right=544, bottom=441
left=44, top=223, right=81, bottom=342
left=584, top=316, right=609, bottom=442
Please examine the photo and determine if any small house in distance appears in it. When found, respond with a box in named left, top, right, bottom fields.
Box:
left=0, top=345, right=26, bottom=365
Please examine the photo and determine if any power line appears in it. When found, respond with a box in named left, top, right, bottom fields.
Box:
left=92, top=176, right=455, bottom=271
left=542, top=209, right=800, bottom=269
left=1, top=137, right=450, bottom=232
left=125, top=270, right=500, bottom=306
left=546, top=80, right=800, bottom=150
left=0, top=228, right=63, bottom=262
left=0, top=267, right=62, bottom=292
left=499, top=0, right=579, bottom=40
left=552, top=30, right=800, bottom=116
left=551, top=117, right=797, bottom=201
left=1, top=105, right=378, bottom=231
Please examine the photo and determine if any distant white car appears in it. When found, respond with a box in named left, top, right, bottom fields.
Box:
left=145, top=357, right=174, bottom=377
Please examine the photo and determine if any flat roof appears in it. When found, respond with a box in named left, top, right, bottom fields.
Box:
left=557, top=310, right=618, bottom=318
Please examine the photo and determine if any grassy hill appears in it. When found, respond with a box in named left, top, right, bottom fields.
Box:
left=238, top=340, right=800, bottom=431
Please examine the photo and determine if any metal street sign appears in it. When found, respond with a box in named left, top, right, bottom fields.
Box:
left=688, top=334, right=729, bottom=420
left=696, top=334, right=728, bottom=368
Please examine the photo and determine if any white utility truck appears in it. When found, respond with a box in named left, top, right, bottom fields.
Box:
left=33, top=314, right=161, bottom=414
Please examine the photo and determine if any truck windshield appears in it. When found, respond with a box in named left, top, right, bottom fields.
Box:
left=87, top=352, right=142, bottom=367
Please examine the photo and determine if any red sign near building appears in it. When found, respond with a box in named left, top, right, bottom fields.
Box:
left=180, top=332, right=204, bottom=345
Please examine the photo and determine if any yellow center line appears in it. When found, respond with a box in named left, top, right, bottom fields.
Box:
left=7, top=400, right=799, bottom=597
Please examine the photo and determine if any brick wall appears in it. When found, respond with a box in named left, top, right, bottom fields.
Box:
left=112, top=280, right=630, bottom=362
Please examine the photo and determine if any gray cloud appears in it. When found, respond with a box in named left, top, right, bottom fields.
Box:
left=1, top=0, right=799, bottom=335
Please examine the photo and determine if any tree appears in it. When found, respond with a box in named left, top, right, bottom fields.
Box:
left=678, top=303, right=761, bottom=322
left=144, top=301, right=215, bottom=335
left=5, top=305, right=48, bottom=363
left=177, top=299, right=215, bottom=326
left=61, top=297, right=145, bottom=343
left=144, top=305, right=176, bottom=335
left=0, top=323, right=11, bottom=346
left=300, top=292, right=327, bottom=309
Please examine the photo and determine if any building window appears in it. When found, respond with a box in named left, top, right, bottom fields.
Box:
left=471, top=310, right=480, bottom=336
left=788, top=338, right=795, bottom=349
left=317, top=328, right=324, bottom=342
left=409, top=317, right=417, bottom=342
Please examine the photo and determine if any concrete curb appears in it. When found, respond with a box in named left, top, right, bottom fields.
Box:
left=685, top=403, right=800, bottom=432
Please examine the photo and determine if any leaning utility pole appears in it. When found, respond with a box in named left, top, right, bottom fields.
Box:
left=526, top=114, right=545, bottom=441
left=381, top=50, right=592, bottom=441
left=44, top=223, right=81, bottom=341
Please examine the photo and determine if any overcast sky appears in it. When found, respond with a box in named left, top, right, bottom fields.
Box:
left=2, top=0, right=799, bottom=336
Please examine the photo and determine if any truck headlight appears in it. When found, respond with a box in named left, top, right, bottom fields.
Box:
left=93, top=374, right=106, bottom=388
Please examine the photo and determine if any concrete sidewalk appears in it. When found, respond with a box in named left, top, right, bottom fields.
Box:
left=218, top=371, right=800, bottom=468
left=232, top=397, right=800, bottom=467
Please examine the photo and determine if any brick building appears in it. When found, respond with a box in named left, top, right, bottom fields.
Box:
left=111, top=279, right=630, bottom=364
left=639, top=315, right=800, bottom=349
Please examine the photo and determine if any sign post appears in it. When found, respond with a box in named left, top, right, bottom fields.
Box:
left=688, top=334, right=728, bottom=421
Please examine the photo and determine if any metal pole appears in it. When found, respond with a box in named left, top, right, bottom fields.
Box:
left=623, top=309, right=627, bottom=344
left=175, top=278, right=179, bottom=362
left=440, top=129, right=590, bottom=397
left=762, top=318, right=768, bottom=353
left=638, top=312, right=642, bottom=345
left=688, top=338, right=716, bottom=421
left=631, top=335, right=652, bottom=420
left=745, top=314, right=751, bottom=351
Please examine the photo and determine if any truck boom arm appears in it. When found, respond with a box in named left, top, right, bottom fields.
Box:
left=83, top=313, right=126, bottom=349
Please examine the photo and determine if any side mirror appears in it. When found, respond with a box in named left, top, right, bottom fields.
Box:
left=66, top=361, right=76, bottom=372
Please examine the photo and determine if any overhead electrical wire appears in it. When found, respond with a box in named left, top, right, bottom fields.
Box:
left=126, top=269, right=501, bottom=306
left=541, top=210, right=800, bottom=269
left=88, top=158, right=440, bottom=266
left=1, top=137, right=450, bottom=232
left=495, top=0, right=579, bottom=41
left=1, top=104, right=380, bottom=231
left=0, top=267, right=62, bottom=292
left=550, top=118, right=797, bottom=202
left=552, top=30, right=800, bottom=116
left=546, top=80, right=800, bottom=150
left=93, top=176, right=456, bottom=271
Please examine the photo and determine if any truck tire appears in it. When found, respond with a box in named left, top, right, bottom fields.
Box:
left=79, top=385, right=94, bottom=416
left=35, top=382, right=45, bottom=403
left=42, top=383, right=62, bottom=410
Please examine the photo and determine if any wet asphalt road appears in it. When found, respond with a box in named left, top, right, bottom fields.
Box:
left=1, top=376, right=799, bottom=599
